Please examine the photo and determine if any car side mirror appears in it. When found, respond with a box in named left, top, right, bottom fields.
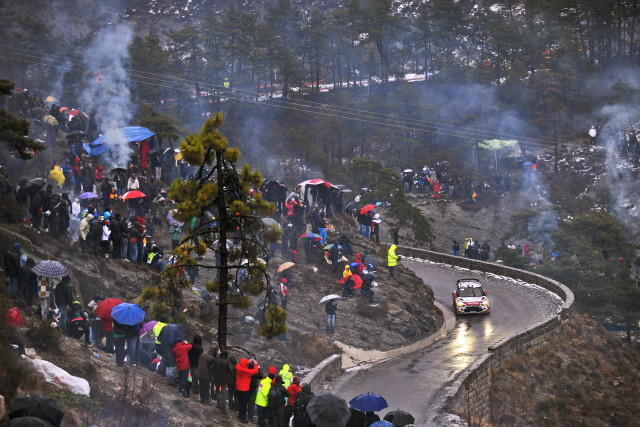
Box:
left=452, top=291, right=457, bottom=298
left=484, top=291, right=488, bottom=296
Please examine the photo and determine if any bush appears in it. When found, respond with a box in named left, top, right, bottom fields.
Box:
left=0, top=294, right=32, bottom=401
left=356, top=299, right=387, bottom=320
left=0, top=192, right=25, bottom=223
left=26, top=320, right=61, bottom=352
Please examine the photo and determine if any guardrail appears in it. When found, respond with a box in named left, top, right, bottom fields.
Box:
left=396, top=246, right=575, bottom=423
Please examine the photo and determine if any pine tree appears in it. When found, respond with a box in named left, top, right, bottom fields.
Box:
left=142, top=113, right=284, bottom=348
left=0, top=79, right=44, bottom=160
left=134, top=105, right=180, bottom=148
left=130, top=32, right=173, bottom=105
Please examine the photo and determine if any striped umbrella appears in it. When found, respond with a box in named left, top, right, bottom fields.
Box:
left=32, top=260, right=69, bottom=278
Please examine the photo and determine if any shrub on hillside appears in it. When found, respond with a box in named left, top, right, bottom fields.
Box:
left=0, top=192, right=25, bottom=223
left=26, top=319, right=61, bottom=352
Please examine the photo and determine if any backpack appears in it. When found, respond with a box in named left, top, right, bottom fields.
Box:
left=267, top=386, right=280, bottom=407
left=293, top=393, right=310, bottom=421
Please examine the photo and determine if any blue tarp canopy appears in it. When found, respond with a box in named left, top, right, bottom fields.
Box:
left=90, top=126, right=155, bottom=156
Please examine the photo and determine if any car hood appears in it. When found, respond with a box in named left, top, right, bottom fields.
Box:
left=458, top=296, right=487, bottom=304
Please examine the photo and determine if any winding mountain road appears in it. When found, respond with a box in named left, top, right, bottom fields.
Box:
left=329, top=259, right=562, bottom=425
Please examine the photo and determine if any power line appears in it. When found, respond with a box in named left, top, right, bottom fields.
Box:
left=0, top=46, right=615, bottom=161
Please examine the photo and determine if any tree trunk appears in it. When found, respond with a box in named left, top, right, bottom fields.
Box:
left=216, top=152, right=229, bottom=349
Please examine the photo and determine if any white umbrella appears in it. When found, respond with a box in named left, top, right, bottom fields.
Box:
left=319, top=294, right=342, bottom=305
left=403, top=169, right=413, bottom=173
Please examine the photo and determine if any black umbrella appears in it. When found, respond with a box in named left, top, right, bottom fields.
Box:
left=9, top=393, right=64, bottom=427
left=307, top=393, right=351, bottom=427
left=7, top=417, right=53, bottom=427
left=7, top=417, right=56, bottom=427
left=383, top=410, right=415, bottom=426
left=66, top=130, right=85, bottom=137
left=157, top=323, right=185, bottom=346
left=362, top=272, right=378, bottom=281
left=110, top=167, right=127, bottom=174
left=26, top=178, right=46, bottom=191
left=363, top=255, right=378, bottom=271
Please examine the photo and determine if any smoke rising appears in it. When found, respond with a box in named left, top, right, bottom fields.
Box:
left=80, top=23, right=134, bottom=168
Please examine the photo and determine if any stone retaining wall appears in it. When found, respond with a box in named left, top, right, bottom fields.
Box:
left=396, top=246, right=575, bottom=422
left=302, top=354, right=342, bottom=393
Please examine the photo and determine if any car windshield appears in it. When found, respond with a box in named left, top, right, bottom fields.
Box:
left=458, top=287, right=484, bottom=298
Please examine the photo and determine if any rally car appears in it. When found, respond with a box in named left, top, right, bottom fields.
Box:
left=452, top=279, right=490, bottom=315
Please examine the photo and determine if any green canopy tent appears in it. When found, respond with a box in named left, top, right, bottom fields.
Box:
left=478, top=139, right=520, bottom=169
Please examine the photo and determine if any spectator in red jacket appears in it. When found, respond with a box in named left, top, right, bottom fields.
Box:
left=100, top=317, right=114, bottom=354
left=94, top=165, right=104, bottom=184
left=236, top=357, right=260, bottom=423
left=353, top=253, right=366, bottom=276
left=284, top=376, right=302, bottom=426
left=173, top=338, right=193, bottom=398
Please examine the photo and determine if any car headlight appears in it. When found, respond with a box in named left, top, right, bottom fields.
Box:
left=481, top=299, right=490, bottom=306
left=456, top=300, right=465, bottom=307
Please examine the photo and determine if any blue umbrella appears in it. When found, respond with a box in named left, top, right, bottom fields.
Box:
left=157, top=323, right=185, bottom=346
left=79, top=192, right=98, bottom=199
left=370, top=421, right=393, bottom=427
left=90, top=126, right=156, bottom=156
left=523, top=161, right=534, bottom=166
left=349, top=393, right=389, bottom=413
left=349, top=262, right=361, bottom=271
left=111, top=303, right=145, bottom=326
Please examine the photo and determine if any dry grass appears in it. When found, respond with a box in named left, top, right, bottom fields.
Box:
left=489, top=313, right=640, bottom=426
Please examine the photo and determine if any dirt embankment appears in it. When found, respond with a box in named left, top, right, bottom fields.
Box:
left=488, top=314, right=640, bottom=426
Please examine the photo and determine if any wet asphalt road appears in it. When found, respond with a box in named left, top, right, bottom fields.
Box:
left=330, top=259, right=562, bottom=425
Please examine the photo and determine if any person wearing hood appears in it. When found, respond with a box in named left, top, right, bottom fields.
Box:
left=353, top=253, right=366, bottom=276
left=173, top=338, right=193, bottom=398
left=236, top=357, right=260, bottom=423
left=371, top=213, right=381, bottom=243
left=54, top=276, right=74, bottom=334
left=342, top=264, right=352, bottom=279
left=453, top=240, right=460, bottom=256
left=284, top=376, right=302, bottom=426
left=77, top=213, right=94, bottom=253
left=198, top=345, right=217, bottom=404
left=256, top=367, right=275, bottom=427
left=72, top=157, right=84, bottom=195
left=213, top=349, right=232, bottom=413
left=68, top=301, right=90, bottom=344
left=267, top=374, right=289, bottom=427
left=94, top=165, right=104, bottom=184
left=278, top=364, right=293, bottom=389
left=62, top=159, right=73, bottom=192
left=388, top=244, right=398, bottom=276
left=18, top=257, right=37, bottom=307
left=188, top=334, right=203, bottom=395
left=4, top=242, right=22, bottom=298
left=292, top=383, right=314, bottom=427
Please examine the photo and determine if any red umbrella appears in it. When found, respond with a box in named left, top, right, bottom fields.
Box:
left=94, top=298, right=123, bottom=319
left=7, top=307, right=24, bottom=327
left=121, top=190, right=146, bottom=200
left=360, top=204, right=375, bottom=215
left=69, top=109, right=79, bottom=116
left=339, top=274, right=362, bottom=290
left=59, top=107, right=69, bottom=112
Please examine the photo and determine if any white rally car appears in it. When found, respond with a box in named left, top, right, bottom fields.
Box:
left=452, top=279, right=490, bottom=315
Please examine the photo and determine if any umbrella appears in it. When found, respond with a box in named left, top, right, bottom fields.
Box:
left=403, top=169, right=413, bottom=173
left=94, top=298, right=123, bottom=320
left=262, top=217, right=280, bottom=228
left=79, top=192, right=98, bottom=199
left=8, top=307, right=25, bottom=327
left=307, top=393, right=351, bottom=427
left=43, top=96, right=59, bottom=103
left=110, top=167, right=127, bottom=174
left=349, top=393, right=389, bottom=413
left=319, top=294, right=342, bottom=304
left=340, top=230, right=355, bottom=237
left=32, top=261, right=69, bottom=278
left=140, top=320, right=157, bottom=335
left=167, top=210, right=184, bottom=227
left=66, top=130, right=85, bottom=137
left=349, top=262, right=361, bottom=271
left=363, top=256, right=378, bottom=270
left=9, top=393, right=64, bottom=427
left=59, top=107, right=69, bottom=112
left=323, top=244, right=335, bottom=250
left=157, top=323, right=185, bottom=346
left=121, top=190, right=146, bottom=200
left=277, top=262, right=295, bottom=272
left=111, top=302, right=145, bottom=326
left=384, top=410, right=415, bottom=426
left=523, top=161, right=534, bottom=166
left=68, top=109, right=79, bottom=116
left=7, top=416, right=56, bottom=427
left=362, top=272, right=378, bottom=281
left=26, top=178, right=46, bottom=191
left=299, top=233, right=323, bottom=242
left=370, top=422, right=393, bottom=427
left=360, top=204, right=375, bottom=215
